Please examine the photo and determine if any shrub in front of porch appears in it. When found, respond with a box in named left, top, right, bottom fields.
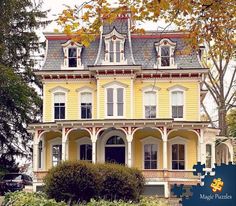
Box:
left=43, top=161, right=145, bottom=204
left=44, top=161, right=99, bottom=203
left=97, top=163, right=145, bottom=201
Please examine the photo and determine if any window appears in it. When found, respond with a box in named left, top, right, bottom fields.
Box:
left=206, top=144, right=212, bottom=168
left=38, top=140, right=43, bottom=169
left=161, top=46, right=170, bottom=66
left=68, top=47, right=77, bottom=67
left=103, top=28, right=126, bottom=64
left=144, top=144, right=157, bottom=169
left=172, top=144, right=185, bottom=170
left=144, top=91, right=156, bottom=118
left=80, top=144, right=92, bottom=161
left=109, top=40, right=121, bottom=63
left=61, top=40, right=82, bottom=69
left=155, top=38, right=176, bottom=68
left=52, top=144, right=62, bottom=166
left=171, top=91, right=183, bottom=118
left=81, top=92, right=92, bottom=119
left=106, top=87, right=124, bottom=117
left=106, top=136, right=125, bottom=145
left=54, top=93, right=65, bottom=120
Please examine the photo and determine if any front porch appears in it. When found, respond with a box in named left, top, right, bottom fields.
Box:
left=30, top=119, right=219, bottom=196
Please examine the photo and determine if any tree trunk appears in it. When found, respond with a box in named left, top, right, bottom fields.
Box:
left=218, top=105, right=228, bottom=136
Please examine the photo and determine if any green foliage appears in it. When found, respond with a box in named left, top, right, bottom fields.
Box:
left=2, top=191, right=67, bottom=206
left=227, top=109, right=236, bottom=137
left=44, top=161, right=100, bottom=203
left=44, top=161, right=145, bottom=204
left=75, top=197, right=170, bottom=206
left=0, top=0, right=48, bottom=167
left=97, top=164, right=145, bottom=201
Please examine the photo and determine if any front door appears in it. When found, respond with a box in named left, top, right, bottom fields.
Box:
left=105, top=146, right=125, bottom=164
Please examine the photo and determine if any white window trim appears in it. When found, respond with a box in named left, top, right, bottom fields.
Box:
left=104, top=82, right=126, bottom=119
left=169, top=136, right=188, bottom=171
left=76, top=87, right=94, bottom=119
left=102, top=28, right=127, bottom=65
left=61, top=40, right=83, bottom=69
left=76, top=137, right=92, bottom=160
left=49, top=137, right=62, bottom=167
left=168, top=86, right=187, bottom=120
left=142, top=86, right=161, bottom=119
left=154, top=38, right=177, bottom=69
left=141, top=136, right=161, bottom=170
left=50, top=87, right=69, bottom=121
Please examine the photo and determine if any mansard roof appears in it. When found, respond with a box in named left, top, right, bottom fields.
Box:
left=43, top=22, right=202, bottom=70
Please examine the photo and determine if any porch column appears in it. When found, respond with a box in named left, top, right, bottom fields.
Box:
left=200, top=129, right=205, bottom=164
left=33, top=144, right=39, bottom=172
left=212, top=142, right=216, bottom=166
left=127, top=134, right=133, bottom=168
left=62, top=128, right=67, bottom=161
left=92, top=130, right=97, bottom=164
left=163, top=127, right=168, bottom=169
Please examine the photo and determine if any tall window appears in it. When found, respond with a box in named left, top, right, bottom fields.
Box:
left=68, top=48, right=77, bottom=67
left=206, top=144, right=212, bottom=168
left=107, top=88, right=124, bottom=117
left=52, top=145, right=62, bottom=166
left=54, top=93, right=65, bottom=120
left=81, top=92, right=92, bottom=119
left=144, top=91, right=156, bottom=118
left=109, top=40, right=121, bottom=63
left=171, top=91, right=184, bottom=118
left=161, top=46, right=170, bottom=66
left=172, top=144, right=185, bottom=170
left=80, top=144, right=92, bottom=161
left=144, top=144, right=157, bottom=169
left=38, top=140, right=43, bottom=169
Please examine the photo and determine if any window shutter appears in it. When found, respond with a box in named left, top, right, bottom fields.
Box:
left=54, top=93, right=65, bottom=103
left=81, top=92, right=92, bottom=104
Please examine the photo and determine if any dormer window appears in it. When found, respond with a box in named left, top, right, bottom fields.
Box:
left=103, top=28, right=127, bottom=65
left=155, top=38, right=176, bottom=68
left=68, top=47, right=77, bottom=67
left=61, top=40, right=83, bottom=69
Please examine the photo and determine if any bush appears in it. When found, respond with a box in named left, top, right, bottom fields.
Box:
left=44, top=161, right=99, bottom=203
left=44, top=161, right=145, bottom=204
left=2, top=191, right=66, bottom=206
left=97, top=164, right=145, bottom=201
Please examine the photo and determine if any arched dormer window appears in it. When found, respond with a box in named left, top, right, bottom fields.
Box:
left=61, top=40, right=83, bottom=69
left=103, top=28, right=127, bottom=64
left=155, top=38, right=176, bottom=68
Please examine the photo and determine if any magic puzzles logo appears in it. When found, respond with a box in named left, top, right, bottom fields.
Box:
left=199, top=177, right=232, bottom=201
left=172, top=163, right=236, bottom=206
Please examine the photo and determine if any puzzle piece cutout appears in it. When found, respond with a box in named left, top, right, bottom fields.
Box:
left=171, top=184, right=186, bottom=198
left=193, top=162, right=206, bottom=176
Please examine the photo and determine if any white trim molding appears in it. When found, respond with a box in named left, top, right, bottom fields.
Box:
left=154, top=38, right=177, bottom=69
left=61, top=39, right=83, bottom=69
left=102, top=28, right=127, bottom=65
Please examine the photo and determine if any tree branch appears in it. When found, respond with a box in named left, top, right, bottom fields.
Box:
left=204, top=82, right=219, bottom=105
left=201, top=101, right=215, bottom=127
left=225, top=67, right=236, bottom=101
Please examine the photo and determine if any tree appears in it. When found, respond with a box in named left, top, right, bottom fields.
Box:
left=227, top=109, right=236, bottom=137
left=58, top=0, right=236, bottom=136
left=0, top=0, right=47, bottom=171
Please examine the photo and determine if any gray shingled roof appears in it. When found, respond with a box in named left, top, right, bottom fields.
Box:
left=43, top=20, right=202, bottom=70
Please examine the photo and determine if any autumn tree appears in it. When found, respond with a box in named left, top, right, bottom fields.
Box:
left=58, top=0, right=236, bottom=136
left=0, top=0, right=47, bottom=171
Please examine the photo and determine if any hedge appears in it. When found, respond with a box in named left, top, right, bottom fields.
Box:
left=44, top=161, right=145, bottom=204
left=2, top=191, right=66, bottom=206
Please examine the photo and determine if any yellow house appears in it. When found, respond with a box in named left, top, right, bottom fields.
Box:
left=29, top=15, right=233, bottom=196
